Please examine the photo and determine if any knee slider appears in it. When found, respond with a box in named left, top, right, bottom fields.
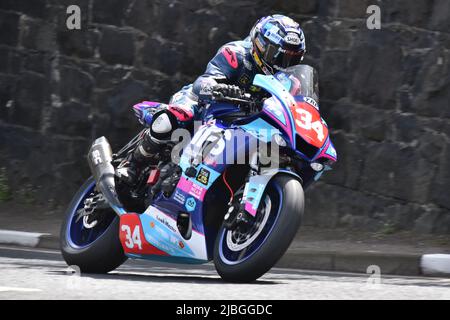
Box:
left=150, top=109, right=179, bottom=141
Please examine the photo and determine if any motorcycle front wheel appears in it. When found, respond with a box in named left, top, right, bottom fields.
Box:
left=213, top=174, right=304, bottom=283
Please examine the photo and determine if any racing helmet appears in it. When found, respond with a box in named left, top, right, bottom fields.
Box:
left=250, top=14, right=306, bottom=75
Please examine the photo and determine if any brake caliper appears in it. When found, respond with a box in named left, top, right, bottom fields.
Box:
left=223, top=184, right=255, bottom=230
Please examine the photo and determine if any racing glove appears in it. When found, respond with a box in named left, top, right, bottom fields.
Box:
left=211, top=84, right=244, bottom=99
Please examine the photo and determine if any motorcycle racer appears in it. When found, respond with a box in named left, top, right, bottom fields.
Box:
left=116, top=14, right=307, bottom=186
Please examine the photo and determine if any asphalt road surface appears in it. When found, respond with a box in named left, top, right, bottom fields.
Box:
left=0, top=246, right=450, bottom=300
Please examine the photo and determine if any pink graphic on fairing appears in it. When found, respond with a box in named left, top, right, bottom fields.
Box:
left=177, top=176, right=192, bottom=193
left=245, top=202, right=257, bottom=217
left=177, top=177, right=207, bottom=201
left=315, top=139, right=337, bottom=161
left=263, top=103, right=294, bottom=144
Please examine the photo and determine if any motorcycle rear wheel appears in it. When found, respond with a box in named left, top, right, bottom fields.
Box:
left=60, top=177, right=127, bottom=273
left=214, top=174, right=304, bottom=283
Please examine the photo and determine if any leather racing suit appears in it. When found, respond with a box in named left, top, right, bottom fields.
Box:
left=118, top=38, right=264, bottom=184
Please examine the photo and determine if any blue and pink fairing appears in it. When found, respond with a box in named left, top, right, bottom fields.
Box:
left=116, top=72, right=337, bottom=265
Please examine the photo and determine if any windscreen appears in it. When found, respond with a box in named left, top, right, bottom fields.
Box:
left=274, top=65, right=319, bottom=103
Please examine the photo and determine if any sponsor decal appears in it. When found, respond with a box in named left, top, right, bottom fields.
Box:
left=146, top=232, right=175, bottom=254
left=249, top=85, right=262, bottom=92
left=284, top=32, right=301, bottom=45
left=91, top=150, right=102, bottom=165
left=304, top=96, right=319, bottom=109
left=173, top=190, right=186, bottom=205
left=185, top=197, right=196, bottom=212
left=239, top=74, right=251, bottom=86
left=156, top=215, right=177, bottom=233
left=178, top=175, right=211, bottom=201
left=189, top=183, right=206, bottom=200
left=264, top=25, right=283, bottom=44
left=146, top=220, right=195, bottom=258
left=196, top=168, right=210, bottom=185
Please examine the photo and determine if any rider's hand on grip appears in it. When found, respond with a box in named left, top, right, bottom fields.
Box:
left=212, top=84, right=244, bottom=99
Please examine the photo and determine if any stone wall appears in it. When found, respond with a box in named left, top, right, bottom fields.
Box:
left=0, top=0, right=449, bottom=233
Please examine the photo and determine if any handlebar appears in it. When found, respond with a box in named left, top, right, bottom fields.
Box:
left=211, top=92, right=261, bottom=112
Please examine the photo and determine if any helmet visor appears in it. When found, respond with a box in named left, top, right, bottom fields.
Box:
left=263, top=43, right=304, bottom=70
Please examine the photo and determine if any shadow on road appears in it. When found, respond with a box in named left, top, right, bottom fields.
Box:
left=46, top=270, right=281, bottom=285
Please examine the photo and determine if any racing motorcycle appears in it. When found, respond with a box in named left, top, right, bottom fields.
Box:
left=60, top=65, right=337, bottom=283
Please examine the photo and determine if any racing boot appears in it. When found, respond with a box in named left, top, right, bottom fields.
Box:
left=116, top=129, right=162, bottom=186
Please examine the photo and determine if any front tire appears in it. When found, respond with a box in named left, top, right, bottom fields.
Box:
left=60, top=177, right=127, bottom=273
left=214, top=175, right=304, bottom=283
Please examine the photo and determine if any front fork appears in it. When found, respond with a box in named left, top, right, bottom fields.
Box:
left=223, top=168, right=302, bottom=229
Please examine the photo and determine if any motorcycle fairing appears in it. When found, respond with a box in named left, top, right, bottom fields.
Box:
left=116, top=71, right=336, bottom=263
left=118, top=124, right=218, bottom=262
left=134, top=123, right=233, bottom=260
left=203, top=101, right=241, bottom=121
left=254, top=74, right=335, bottom=162
left=316, top=137, right=338, bottom=162
left=119, top=213, right=169, bottom=256
left=253, top=74, right=297, bottom=146
left=161, top=123, right=271, bottom=256
left=291, top=100, right=328, bottom=149
left=262, top=97, right=288, bottom=126
left=119, top=206, right=209, bottom=263
left=240, top=118, right=280, bottom=143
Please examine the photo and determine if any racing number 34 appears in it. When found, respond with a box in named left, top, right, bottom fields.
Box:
left=121, top=225, right=142, bottom=250
left=295, top=108, right=325, bottom=142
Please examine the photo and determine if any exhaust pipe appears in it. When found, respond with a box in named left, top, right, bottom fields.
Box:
left=87, top=136, right=123, bottom=211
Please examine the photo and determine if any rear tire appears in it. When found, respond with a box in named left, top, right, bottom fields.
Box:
left=214, top=175, right=304, bottom=283
left=60, top=177, right=127, bottom=273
